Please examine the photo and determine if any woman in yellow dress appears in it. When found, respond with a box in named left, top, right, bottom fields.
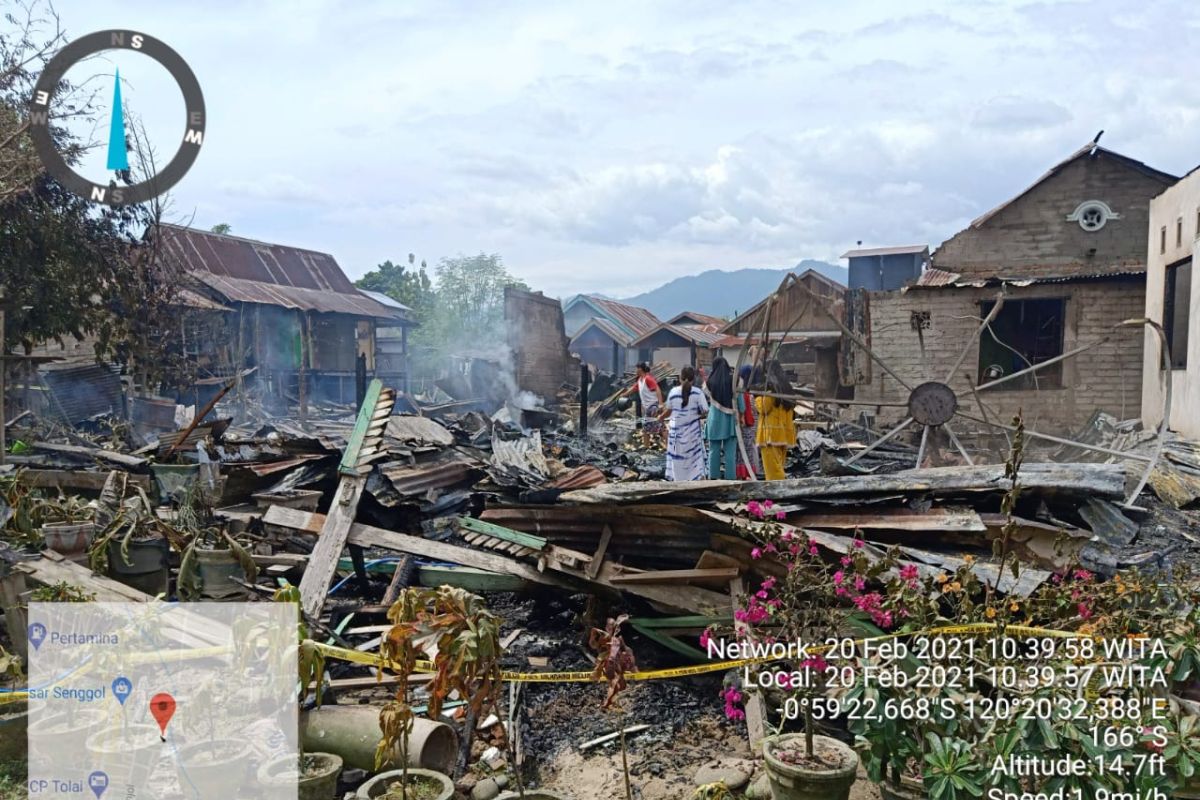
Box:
left=755, top=360, right=796, bottom=481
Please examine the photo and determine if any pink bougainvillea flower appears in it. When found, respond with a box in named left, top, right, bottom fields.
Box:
left=853, top=576, right=867, bottom=592
left=801, top=655, right=829, bottom=673
left=853, top=539, right=865, bottom=550
left=699, top=629, right=712, bottom=649
left=746, top=500, right=763, bottom=519
left=833, top=570, right=845, bottom=586
left=808, top=543, right=819, bottom=556
left=899, top=564, right=919, bottom=582
left=761, top=576, right=777, bottom=591
left=764, top=542, right=778, bottom=553
left=1073, top=569, right=1094, bottom=582
left=750, top=547, right=763, bottom=559
left=1077, top=603, right=1094, bottom=620
left=780, top=529, right=794, bottom=541
left=840, top=556, right=853, bottom=567
left=775, top=510, right=787, bottom=521
left=763, top=499, right=774, bottom=509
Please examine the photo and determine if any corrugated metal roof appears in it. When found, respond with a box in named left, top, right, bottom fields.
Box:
left=632, top=322, right=728, bottom=348
left=40, top=364, right=123, bottom=422
left=909, top=263, right=1145, bottom=290
left=157, top=224, right=409, bottom=320
left=358, top=289, right=412, bottom=313
left=667, top=311, right=727, bottom=327
left=570, top=316, right=635, bottom=348
left=380, top=460, right=482, bottom=498
left=583, top=296, right=661, bottom=336
left=840, top=245, right=929, bottom=258
left=176, top=287, right=233, bottom=311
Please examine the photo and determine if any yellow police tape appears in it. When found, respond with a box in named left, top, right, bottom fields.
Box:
left=0, top=622, right=1117, bottom=703
left=314, top=622, right=1085, bottom=684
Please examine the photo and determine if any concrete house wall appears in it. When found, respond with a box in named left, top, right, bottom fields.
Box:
left=858, top=279, right=1146, bottom=433
left=854, top=146, right=1174, bottom=435
left=934, top=152, right=1169, bottom=276
left=1142, top=170, right=1200, bottom=438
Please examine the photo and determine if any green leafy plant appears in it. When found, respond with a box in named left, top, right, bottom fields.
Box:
left=922, top=733, right=985, bottom=800
left=377, top=587, right=505, bottom=799
left=0, top=644, right=23, bottom=685
left=29, top=582, right=95, bottom=603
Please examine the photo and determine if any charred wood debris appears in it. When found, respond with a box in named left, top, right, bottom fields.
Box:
left=3, top=364, right=1200, bottom=767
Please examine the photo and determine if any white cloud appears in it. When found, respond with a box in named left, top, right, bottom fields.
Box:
left=43, top=0, right=1200, bottom=297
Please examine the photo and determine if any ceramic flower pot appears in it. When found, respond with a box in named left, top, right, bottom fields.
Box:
left=355, top=767, right=454, bottom=800
left=762, top=733, right=858, bottom=800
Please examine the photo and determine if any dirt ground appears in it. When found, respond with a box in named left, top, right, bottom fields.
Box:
left=528, top=708, right=882, bottom=800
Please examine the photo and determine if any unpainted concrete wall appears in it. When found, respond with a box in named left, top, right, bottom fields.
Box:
left=934, top=154, right=1173, bottom=278
left=855, top=279, right=1146, bottom=436
left=1142, top=172, right=1200, bottom=438
left=505, top=287, right=576, bottom=401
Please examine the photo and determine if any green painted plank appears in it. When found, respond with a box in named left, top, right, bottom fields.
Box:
left=417, top=565, right=529, bottom=592
left=628, top=615, right=732, bottom=629
left=456, top=516, right=547, bottom=551
left=340, top=379, right=384, bottom=476
left=631, top=622, right=707, bottom=660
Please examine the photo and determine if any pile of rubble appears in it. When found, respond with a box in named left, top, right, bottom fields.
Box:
left=4, top=371, right=1200, bottom=798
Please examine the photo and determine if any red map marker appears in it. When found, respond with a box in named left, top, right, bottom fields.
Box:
left=149, top=693, right=176, bottom=740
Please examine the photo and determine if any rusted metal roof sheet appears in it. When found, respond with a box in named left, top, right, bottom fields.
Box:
left=380, top=459, right=481, bottom=497
left=667, top=311, right=728, bottom=327
left=631, top=322, right=728, bottom=348
left=157, top=224, right=408, bottom=320
left=840, top=245, right=929, bottom=259
left=584, top=296, right=661, bottom=336
left=909, top=263, right=1145, bottom=289
left=40, top=364, right=123, bottom=423
left=570, top=316, right=635, bottom=348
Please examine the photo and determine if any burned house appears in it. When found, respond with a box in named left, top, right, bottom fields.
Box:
left=562, top=295, right=660, bottom=374
left=157, top=224, right=414, bottom=408
left=855, top=142, right=1179, bottom=434
left=718, top=268, right=846, bottom=393
left=1143, top=166, right=1200, bottom=438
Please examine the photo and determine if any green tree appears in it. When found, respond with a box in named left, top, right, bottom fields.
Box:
left=423, top=253, right=528, bottom=351
left=210, top=222, right=231, bottom=235
left=355, top=254, right=434, bottom=322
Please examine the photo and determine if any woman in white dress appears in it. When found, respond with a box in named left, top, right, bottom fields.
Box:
left=659, top=366, right=709, bottom=481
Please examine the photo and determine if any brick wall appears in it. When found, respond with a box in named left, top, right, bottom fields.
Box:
left=854, top=278, right=1146, bottom=436
left=935, top=153, right=1173, bottom=278
left=505, top=287, right=576, bottom=401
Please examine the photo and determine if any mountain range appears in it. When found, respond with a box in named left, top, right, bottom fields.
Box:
left=614, top=260, right=847, bottom=319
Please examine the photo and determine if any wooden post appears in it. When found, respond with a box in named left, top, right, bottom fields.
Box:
left=298, top=311, right=309, bottom=423
left=0, top=566, right=28, bottom=660
left=579, top=364, right=589, bottom=437
left=730, top=576, right=766, bottom=749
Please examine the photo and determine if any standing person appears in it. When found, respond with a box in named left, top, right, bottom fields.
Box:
left=659, top=365, right=708, bottom=481
left=736, top=365, right=761, bottom=479
left=755, top=360, right=797, bottom=481
left=621, top=363, right=663, bottom=447
left=704, top=357, right=738, bottom=479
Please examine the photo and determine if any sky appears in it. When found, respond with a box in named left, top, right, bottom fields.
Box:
left=34, top=0, right=1200, bottom=298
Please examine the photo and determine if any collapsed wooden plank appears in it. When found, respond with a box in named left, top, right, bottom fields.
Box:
left=557, top=463, right=1127, bottom=505
left=15, top=551, right=156, bottom=602
left=298, top=380, right=395, bottom=619
left=265, top=506, right=727, bottom=614
left=796, top=507, right=986, bottom=532
left=18, top=469, right=153, bottom=492
left=610, top=568, right=740, bottom=585
left=31, top=441, right=148, bottom=469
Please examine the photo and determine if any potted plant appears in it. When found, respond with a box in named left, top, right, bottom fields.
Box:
left=177, top=526, right=258, bottom=600
left=726, top=500, right=860, bottom=800
left=88, top=484, right=183, bottom=597
left=40, top=494, right=96, bottom=556
left=258, top=585, right=344, bottom=800
left=372, top=586, right=505, bottom=800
